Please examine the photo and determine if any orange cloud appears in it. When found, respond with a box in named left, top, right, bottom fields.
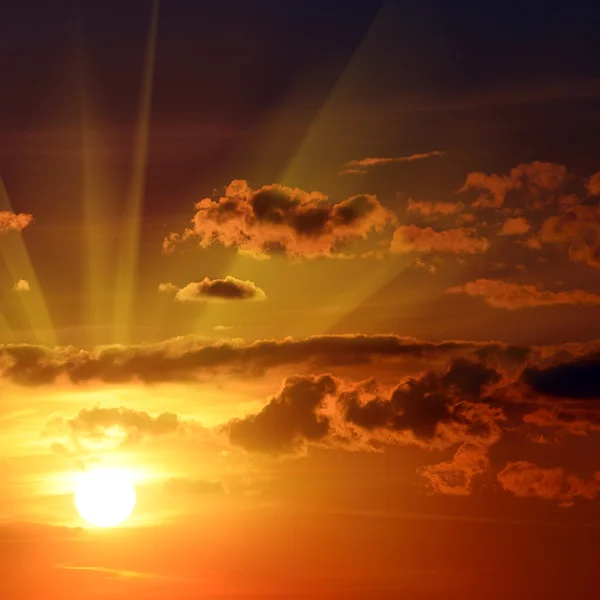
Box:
left=159, top=277, right=266, bottom=302
left=586, top=171, right=600, bottom=196
left=338, top=150, right=445, bottom=175
left=420, top=443, right=490, bottom=496
left=0, top=211, right=33, bottom=232
left=446, top=279, right=600, bottom=310
left=390, top=225, right=489, bottom=254
left=164, top=181, right=394, bottom=259
left=539, top=205, right=600, bottom=268
left=498, top=217, right=531, bottom=236
left=459, top=161, right=567, bottom=208
left=497, top=461, right=600, bottom=507
left=11, top=279, right=30, bottom=292
left=407, top=199, right=463, bottom=216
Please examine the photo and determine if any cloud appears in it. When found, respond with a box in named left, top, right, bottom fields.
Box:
left=407, top=200, right=463, bottom=217
left=159, top=277, right=266, bottom=302
left=0, top=211, right=33, bottom=233
left=338, top=359, right=505, bottom=450
left=12, top=279, right=30, bottom=292
left=163, top=180, right=394, bottom=259
left=225, top=359, right=506, bottom=456
left=539, top=205, right=600, bottom=268
left=420, top=443, right=490, bottom=496
left=586, top=171, right=600, bottom=196
left=390, top=225, right=490, bottom=254
left=225, top=374, right=337, bottom=454
left=498, top=217, right=531, bottom=236
left=521, top=356, right=600, bottom=399
left=56, top=563, right=160, bottom=580
left=47, top=406, right=183, bottom=449
left=446, top=279, right=600, bottom=310
left=523, top=407, right=600, bottom=437
left=338, top=150, right=445, bottom=175
left=163, top=478, right=224, bottom=495
left=497, top=461, right=600, bottom=507
left=459, top=161, right=568, bottom=208
left=0, top=334, right=530, bottom=386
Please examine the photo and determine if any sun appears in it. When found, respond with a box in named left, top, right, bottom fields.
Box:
left=74, top=468, right=137, bottom=528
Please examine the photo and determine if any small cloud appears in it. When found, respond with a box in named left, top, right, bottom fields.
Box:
left=0, top=211, right=33, bottom=233
left=213, top=325, right=233, bottom=331
left=407, top=199, right=463, bottom=217
left=338, top=150, right=445, bottom=175
left=12, top=279, right=30, bottom=292
left=498, top=217, right=531, bottom=236
left=159, top=276, right=266, bottom=303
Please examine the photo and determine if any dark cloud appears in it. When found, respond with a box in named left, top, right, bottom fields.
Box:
left=0, top=335, right=531, bottom=386
left=163, top=180, right=394, bottom=259
left=338, top=359, right=504, bottom=448
left=159, top=276, right=266, bottom=302
left=522, top=356, right=600, bottom=399
left=497, top=461, right=600, bottom=507
left=225, top=374, right=337, bottom=454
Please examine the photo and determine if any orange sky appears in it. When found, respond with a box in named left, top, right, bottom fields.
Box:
left=1, top=1, right=600, bottom=598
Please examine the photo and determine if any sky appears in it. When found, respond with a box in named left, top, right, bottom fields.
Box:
left=1, top=0, right=600, bottom=598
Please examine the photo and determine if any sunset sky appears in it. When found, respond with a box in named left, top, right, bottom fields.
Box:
left=2, top=1, right=600, bottom=598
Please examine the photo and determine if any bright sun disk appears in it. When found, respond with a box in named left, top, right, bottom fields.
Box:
left=74, top=468, right=136, bottom=528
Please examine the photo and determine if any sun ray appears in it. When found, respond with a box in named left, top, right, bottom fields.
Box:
left=0, top=177, right=56, bottom=346
left=112, top=0, right=159, bottom=344
left=75, top=21, right=119, bottom=347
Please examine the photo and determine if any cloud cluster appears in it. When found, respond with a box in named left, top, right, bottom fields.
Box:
left=224, top=359, right=505, bottom=456
left=446, top=279, right=600, bottom=310
left=459, top=161, right=568, bottom=209
left=159, top=277, right=266, bottom=303
left=163, top=180, right=394, bottom=259
left=338, top=150, right=445, bottom=175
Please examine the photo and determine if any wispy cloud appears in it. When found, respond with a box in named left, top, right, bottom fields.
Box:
left=338, top=150, right=445, bottom=175
left=56, top=562, right=161, bottom=580
left=446, top=279, right=600, bottom=310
